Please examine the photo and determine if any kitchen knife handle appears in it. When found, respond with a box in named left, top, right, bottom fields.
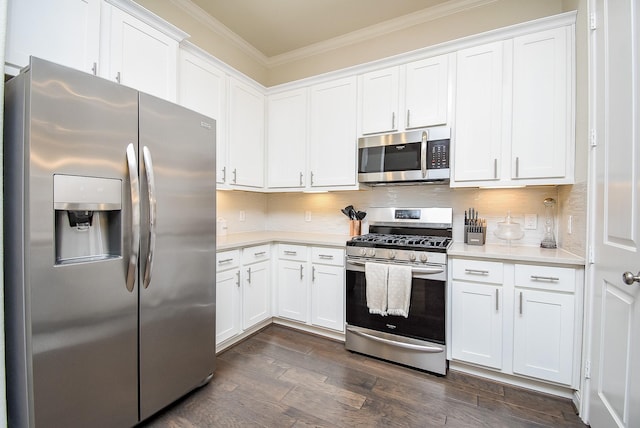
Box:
left=125, top=143, right=140, bottom=293
left=142, top=146, right=157, bottom=289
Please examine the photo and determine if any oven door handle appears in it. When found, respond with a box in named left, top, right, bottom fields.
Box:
left=347, top=327, right=444, bottom=353
left=347, top=260, right=444, bottom=275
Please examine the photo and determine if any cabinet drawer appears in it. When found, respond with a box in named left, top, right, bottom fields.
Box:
left=311, top=247, right=344, bottom=266
left=278, top=244, right=308, bottom=261
left=217, top=250, right=240, bottom=271
left=514, top=264, right=575, bottom=293
left=242, top=244, right=271, bottom=265
left=451, top=258, right=503, bottom=284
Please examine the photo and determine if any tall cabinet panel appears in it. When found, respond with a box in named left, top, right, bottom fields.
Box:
left=5, top=0, right=101, bottom=75
left=178, top=48, right=227, bottom=184
left=228, top=77, right=265, bottom=188
left=359, top=67, right=400, bottom=135
left=100, top=4, right=179, bottom=102
left=511, top=27, right=570, bottom=179
left=453, top=42, right=505, bottom=182
left=267, top=89, right=308, bottom=188
left=404, top=55, right=450, bottom=129
left=308, top=77, right=358, bottom=187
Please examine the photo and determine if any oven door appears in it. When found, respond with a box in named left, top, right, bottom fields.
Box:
left=345, top=261, right=445, bottom=344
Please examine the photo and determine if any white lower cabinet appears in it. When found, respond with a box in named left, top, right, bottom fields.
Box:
left=216, top=245, right=271, bottom=347
left=450, top=257, right=582, bottom=387
left=277, top=244, right=345, bottom=332
left=451, top=281, right=503, bottom=369
left=215, top=250, right=241, bottom=345
left=310, top=247, right=345, bottom=332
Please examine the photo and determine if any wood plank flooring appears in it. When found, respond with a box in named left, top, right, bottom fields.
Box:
left=142, top=325, right=588, bottom=427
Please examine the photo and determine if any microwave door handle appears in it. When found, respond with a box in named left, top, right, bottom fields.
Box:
left=421, top=131, right=428, bottom=178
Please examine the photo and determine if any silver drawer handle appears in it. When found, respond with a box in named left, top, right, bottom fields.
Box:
left=218, top=258, right=234, bottom=264
left=318, top=254, right=334, bottom=260
left=284, top=250, right=297, bottom=256
left=465, top=269, right=489, bottom=275
left=254, top=251, right=266, bottom=257
left=530, top=275, right=560, bottom=281
left=347, top=327, right=443, bottom=353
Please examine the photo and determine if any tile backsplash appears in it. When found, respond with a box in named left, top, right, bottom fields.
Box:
left=218, top=183, right=587, bottom=257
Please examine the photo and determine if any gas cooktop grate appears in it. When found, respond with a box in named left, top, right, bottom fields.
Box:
left=349, top=233, right=452, bottom=249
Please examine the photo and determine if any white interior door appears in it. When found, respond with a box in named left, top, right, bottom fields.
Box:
left=588, top=0, right=640, bottom=426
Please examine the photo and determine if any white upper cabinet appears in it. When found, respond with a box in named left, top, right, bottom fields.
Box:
left=267, top=89, right=308, bottom=188
left=404, top=54, right=450, bottom=129
left=511, top=27, right=572, bottom=180
left=451, top=25, right=574, bottom=187
left=5, top=0, right=101, bottom=75
left=308, top=77, right=358, bottom=188
left=359, top=67, right=400, bottom=135
left=228, top=77, right=265, bottom=188
left=100, top=2, right=182, bottom=102
left=177, top=47, right=227, bottom=184
left=452, top=41, right=505, bottom=183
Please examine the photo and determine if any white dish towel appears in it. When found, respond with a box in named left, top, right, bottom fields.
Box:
left=386, top=265, right=413, bottom=318
left=365, top=262, right=388, bottom=315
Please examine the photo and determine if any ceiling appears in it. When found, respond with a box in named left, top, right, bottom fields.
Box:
left=189, top=0, right=451, bottom=58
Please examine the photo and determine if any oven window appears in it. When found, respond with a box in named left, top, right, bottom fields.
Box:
left=383, top=142, right=421, bottom=172
left=346, top=270, right=445, bottom=344
left=358, top=146, right=383, bottom=173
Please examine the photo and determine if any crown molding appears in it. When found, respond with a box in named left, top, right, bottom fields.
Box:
left=267, top=0, right=498, bottom=67
left=108, top=0, right=190, bottom=41
left=170, top=0, right=498, bottom=69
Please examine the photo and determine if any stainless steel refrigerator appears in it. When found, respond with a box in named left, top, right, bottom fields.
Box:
left=4, top=57, right=216, bottom=427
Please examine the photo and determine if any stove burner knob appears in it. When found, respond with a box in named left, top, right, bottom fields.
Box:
left=388, top=250, right=396, bottom=260
left=359, top=248, right=367, bottom=256
left=367, top=249, right=376, bottom=258
left=408, top=252, right=416, bottom=262
left=420, top=253, right=429, bottom=263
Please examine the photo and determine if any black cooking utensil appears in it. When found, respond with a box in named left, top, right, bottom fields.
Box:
left=356, top=211, right=367, bottom=220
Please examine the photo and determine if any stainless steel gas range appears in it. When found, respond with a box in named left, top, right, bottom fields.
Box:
left=345, top=207, right=452, bottom=375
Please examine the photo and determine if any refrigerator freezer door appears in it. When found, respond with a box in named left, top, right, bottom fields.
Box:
left=138, top=93, right=216, bottom=420
left=4, top=58, right=140, bottom=427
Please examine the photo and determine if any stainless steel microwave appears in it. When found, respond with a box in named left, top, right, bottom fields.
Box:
left=358, top=126, right=450, bottom=185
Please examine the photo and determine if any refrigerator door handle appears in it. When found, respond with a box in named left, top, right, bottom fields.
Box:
left=142, top=146, right=157, bottom=289
left=125, top=143, right=140, bottom=292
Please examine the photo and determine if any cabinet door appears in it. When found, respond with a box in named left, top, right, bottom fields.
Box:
left=101, top=5, right=178, bottom=102
left=242, top=261, right=270, bottom=329
left=404, top=54, right=449, bottom=129
left=278, top=260, right=308, bottom=323
left=228, top=77, right=265, bottom=188
left=360, top=67, right=400, bottom=135
left=311, top=264, right=345, bottom=331
left=451, top=281, right=503, bottom=369
left=513, top=289, right=575, bottom=385
left=309, top=77, right=358, bottom=187
left=5, top=0, right=100, bottom=75
left=178, top=49, right=227, bottom=184
left=216, top=268, right=241, bottom=344
left=511, top=27, right=570, bottom=179
left=453, top=42, right=504, bottom=182
left=267, top=89, right=307, bottom=188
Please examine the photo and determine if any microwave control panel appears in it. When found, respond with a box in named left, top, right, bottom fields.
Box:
left=428, top=140, right=449, bottom=169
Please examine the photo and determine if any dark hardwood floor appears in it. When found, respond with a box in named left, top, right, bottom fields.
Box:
left=142, top=325, right=588, bottom=427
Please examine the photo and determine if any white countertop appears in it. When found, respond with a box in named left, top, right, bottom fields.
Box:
left=216, top=231, right=351, bottom=251
left=448, top=242, right=585, bottom=266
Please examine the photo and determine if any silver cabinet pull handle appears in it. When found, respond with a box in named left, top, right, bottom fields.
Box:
left=623, top=271, right=640, bottom=285
left=142, top=146, right=157, bottom=289
left=530, top=275, right=560, bottom=281
left=232, top=168, right=237, bottom=184
left=310, top=171, right=314, bottom=186
left=299, top=171, right=303, bottom=186
left=254, top=251, right=266, bottom=257
left=116, top=71, right=121, bottom=83
left=247, top=267, right=252, bottom=284
left=125, top=144, right=140, bottom=293
left=222, top=166, right=226, bottom=182
left=406, top=109, right=411, bottom=128
left=312, top=266, right=316, bottom=282
left=318, top=254, right=334, bottom=260
left=91, top=62, right=97, bottom=75
left=391, top=111, right=396, bottom=130
left=299, top=264, right=304, bottom=280
left=284, top=250, right=297, bottom=256
left=515, top=157, right=520, bottom=178
left=494, top=158, right=498, bottom=179
left=235, top=271, right=240, bottom=287
left=495, top=289, right=499, bottom=311
left=519, top=291, right=523, bottom=315
left=465, top=268, right=489, bottom=275
left=218, top=258, right=234, bottom=264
